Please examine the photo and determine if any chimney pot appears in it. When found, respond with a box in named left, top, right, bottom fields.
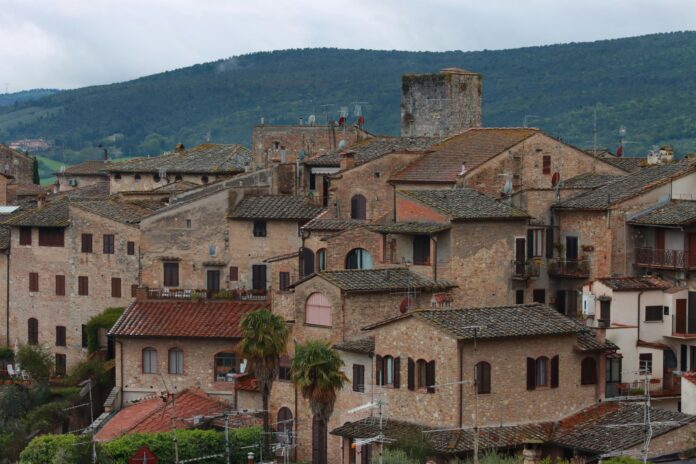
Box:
left=175, top=143, right=185, bottom=152
left=339, top=151, right=356, bottom=171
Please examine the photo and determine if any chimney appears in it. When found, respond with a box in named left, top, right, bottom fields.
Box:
left=339, top=151, right=356, bottom=171
left=458, top=161, right=467, bottom=176
left=135, top=286, right=149, bottom=301
left=0, top=174, right=8, bottom=206
left=36, top=193, right=46, bottom=209
left=175, top=143, right=185, bottom=153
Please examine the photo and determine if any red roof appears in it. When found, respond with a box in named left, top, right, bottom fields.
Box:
left=235, top=374, right=260, bottom=392
left=390, top=128, right=538, bottom=184
left=110, top=300, right=269, bottom=338
left=95, top=388, right=230, bottom=441
left=598, top=276, right=672, bottom=291
left=682, top=372, right=696, bottom=386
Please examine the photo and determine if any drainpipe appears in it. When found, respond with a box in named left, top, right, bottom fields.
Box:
left=431, top=236, right=438, bottom=281
left=392, top=184, right=397, bottom=223
left=458, top=341, right=464, bottom=428
left=637, top=291, right=644, bottom=342
left=5, top=247, right=10, bottom=348
left=116, top=339, right=124, bottom=409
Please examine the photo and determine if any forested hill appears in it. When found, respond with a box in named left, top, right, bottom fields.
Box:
left=2, top=31, right=696, bottom=163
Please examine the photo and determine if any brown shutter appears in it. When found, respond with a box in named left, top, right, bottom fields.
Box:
left=527, top=357, right=536, bottom=390
left=19, top=227, right=32, bottom=245
left=78, top=276, right=89, bottom=296
left=426, top=360, right=436, bottom=393
left=527, top=229, right=534, bottom=258
left=127, top=241, right=135, bottom=255
left=29, top=272, right=39, bottom=292
left=393, top=357, right=400, bottom=389
left=550, top=355, right=559, bottom=388
left=55, top=275, right=65, bottom=296
left=229, top=266, right=238, bottom=281
left=353, top=364, right=360, bottom=392
left=546, top=227, right=554, bottom=258
left=407, top=358, right=415, bottom=391
left=375, top=355, right=382, bottom=386
left=111, top=278, right=122, bottom=298
left=131, top=284, right=138, bottom=298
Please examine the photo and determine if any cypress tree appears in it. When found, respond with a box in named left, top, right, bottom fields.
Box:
left=32, top=156, right=40, bottom=184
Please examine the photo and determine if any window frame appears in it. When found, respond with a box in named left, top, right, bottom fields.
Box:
left=102, top=234, right=115, bottom=254
left=214, top=352, right=237, bottom=382
left=536, top=356, right=549, bottom=387
left=542, top=155, right=551, bottom=175
left=279, top=272, right=290, bottom=292
left=29, top=272, right=39, bottom=292
left=56, top=325, right=67, bottom=347
left=163, top=262, right=179, bottom=287
left=168, top=348, right=184, bottom=375
left=81, top=233, right=93, bottom=253
left=111, top=277, right=122, bottom=298
left=28, top=318, right=38, bottom=345
left=639, top=353, right=653, bottom=374
left=279, top=355, right=292, bottom=381
left=352, top=363, right=365, bottom=392
left=475, top=361, right=492, bottom=394
left=305, top=292, right=332, bottom=327
left=345, top=248, right=373, bottom=270
left=142, top=347, right=158, bottom=374
left=78, top=276, right=89, bottom=296
left=38, top=227, right=64, bottom=247
left=350, top=194, right=367, bottom=220
left=127, top=241, right=136, bottom=255
left=19, top=227, right=32, bottom=246
left=645, top=305, right=664, bottom=322
left=55, top=354, right=66, bottom=376
left=253, top=220, right=267, bottom=237
left=530, top=229, right=544, bottom=258
left=581, top=357, right=598, bottom=385
left=416, top=359, right=428, bottom=390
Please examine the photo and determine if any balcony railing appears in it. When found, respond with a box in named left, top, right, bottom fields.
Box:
left=145, top=288, right=268, bottom=301
left=548, top=259, right=589, bottom=279
left=615, top=372, right=681, bottom=398
left=511, top=260, right=541, bottom=280
left=634, top=247, right=695, bottom=270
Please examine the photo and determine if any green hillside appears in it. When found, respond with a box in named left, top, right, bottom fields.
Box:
left=2, top=31, right=696, bottom=162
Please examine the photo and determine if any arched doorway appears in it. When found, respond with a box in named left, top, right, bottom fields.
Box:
left=276, top=407, right=293, bottom=457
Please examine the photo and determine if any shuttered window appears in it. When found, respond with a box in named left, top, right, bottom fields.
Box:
left=55, top=275, right=65, bottom=296
left=38, top=227, right=64, bottom=247
left=19, top=227, right=31, bottom=245
left=412, top=235, right=430, bottom=265
left=528, top=229, right=544, bottom=257
left=279, top=272, right=290, bottom=291
left=305, top=292, right=332, bottom=326
left=352, top=364, right=365, bottom=392
left=56, top=326, right=66, bottom=347
left=168, top=348, right=184, bottom=375
left=645, top=305, right=663, bottom=322
left=542, top=155, right=551, bottom=174
left=81, top=234, right=93, bottom=253
left=581, top=357, right=597, bottom=385
left=28, top=318, right=38, bottom=345
left=350, top=194, right=367, bottom=220
left=252, top=264, right=267, bottom=290
left=253, top=220, right=267, bottom=237
left=163, top=263, right=179, bottom=287
left=279, top=355, right=292, bottom=381
left=55, top=354, right=66, bottom=376
left=127, top=241, right=135, bottom=255
left=425, top=360, right=436, bottom=393
left=229, top=266, right=239, bottom=282
left=475, top=361, right=491, bottom=394
left=111, top=278, right=122, bottom=298
left=550, top=355, right=559, bottom=388
left=29, top=272, right=39, bottom=292
left=131, top=284, right=138, bottom=298
left=103, top=234, right=115, bottom=254
left=78, top=276, right=89, bottom=296
left=528, top=355, right=558, bottom=389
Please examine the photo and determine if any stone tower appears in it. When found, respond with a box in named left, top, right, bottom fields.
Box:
left=400, top=68, right=482, bottom=138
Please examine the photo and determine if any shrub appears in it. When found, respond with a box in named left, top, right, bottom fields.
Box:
left=16, top=345, right=53, bottom=383
left=19, top=434, right=93, bottom=464
left=372, top=448, right=420, bottom=464
left=603, top=457, right=643, bottom=464
left=85, top=307, right=124, bottom=353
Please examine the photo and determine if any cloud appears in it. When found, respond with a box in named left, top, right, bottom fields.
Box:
left=0, top=0, right=695, bottom=91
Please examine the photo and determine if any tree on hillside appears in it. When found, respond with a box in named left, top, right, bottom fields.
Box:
left=237, top=309, right=289, bottom=457
left=31, top=157, right=39, bottom=185
left=291, top=340, right=347, bottom=464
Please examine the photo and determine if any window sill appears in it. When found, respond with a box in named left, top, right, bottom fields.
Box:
left=304, top=323, right=332, bottom=329
left=644, top=320, right=663, bottom=323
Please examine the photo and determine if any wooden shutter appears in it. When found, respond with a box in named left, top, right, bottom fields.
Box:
left=527, top=357, right=536, bottom=390
left=279, top=272, right=290, bottom=291
left=55, top=275, right=65, bottom=296
left=393, top=357, right=400, bottom=389
left=29, top=272, right=39, bottom=292
left=477, top=362, right=491, bottom=394
left=56, top=326, right=66, bottom=346
left=81, top=234, right=93, bottom=253
left=127, top=241, right=135, bottom=255
left=407, top=358, right=415, bottom=391
left=353, top=364, right=363, bottom=392
left=252, top=264, right=267, bottom=290
left=111, top=278, right=122, bottom=298
left=28, top=318, right=38, bottom=345
left=164, top=263, right=179, bottom=287
left=229, top=266, right=238, bottom=282
left=542, top=155, right=551, bottom=174
left=426, top=360, right=436, bottom=393
left=550, top=355, right=559, bottom=388
left=131, top=284, right=138, bottom=298
left=78, top=276, right=88, bottom=296
left=527, top=230, right=534, bottom=258
left=546, top=227, right=554, bottom=258
left=19, top=227, right=32, bottom=245
left=375, top=355, right=382, bottom=386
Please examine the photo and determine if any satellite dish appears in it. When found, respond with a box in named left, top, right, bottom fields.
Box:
left=338, top=140, right=347, bottom=150
left=551, top=172, right=560, bottom=187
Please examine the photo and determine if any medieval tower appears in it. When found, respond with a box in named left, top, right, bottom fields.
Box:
left=400, top=67, right=482, bottom=138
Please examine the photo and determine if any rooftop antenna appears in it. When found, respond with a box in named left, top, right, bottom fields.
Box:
left=319, top=104, right=335, bottom=124
left=159, top=373, right=180, bottom=464
left=523, top=114, right=539, bottom=128
left=348, top=399, right=393, bottom=464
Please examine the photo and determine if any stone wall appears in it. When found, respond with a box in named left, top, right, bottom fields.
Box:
left=0, top=146, right=34, bottom=184
left=109, top=172, right=237, bottom=194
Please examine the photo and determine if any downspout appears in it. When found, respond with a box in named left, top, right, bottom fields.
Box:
left=5, top=247, right=10, bottom=348
left=293, top=337, right=299, bottom=463
left=458, top=341, right=464, bottom=428
left=392, top=184, right=397, bottom=223
left=116, top=339, right=124, bottom=409
left=432, top=236, right=438, bottom=281
left=637, top=291, right=644, bottom=342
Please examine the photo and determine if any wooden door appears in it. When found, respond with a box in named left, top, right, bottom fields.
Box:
left=206, top=270, right=220, bottom=292
left=566, top=236, right=579, bottom=261
left=252, top=264, right=267, bottom=290
left=676, top=299, right=687, bottom=334
left=515, top=237, right=526, bottom=274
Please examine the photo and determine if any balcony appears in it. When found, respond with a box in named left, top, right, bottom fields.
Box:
left=511, top=260, right=541, bottom=280
left=614, top=372, right=681, bottom=398
left=548, top=259, right=589, bottom=279
left=634, top=247, right=696, bottom=270
left=144, top=287, right=268, bottom=301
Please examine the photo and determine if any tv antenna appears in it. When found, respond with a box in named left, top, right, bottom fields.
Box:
left=523, top=114, right=540, bottom=128
left=348, top=399, right=393, bottom=464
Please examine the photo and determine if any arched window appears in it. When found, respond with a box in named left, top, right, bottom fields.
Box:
left=345, top=248, right=373, bottom=270
left=581, top=357, right=597, bottom=385
left=316, top=249, right=326, bottom=272
left=142, top=347, right=158, bottom=374
left=527, top=355, right=558, bottom=390
left=416, top=359, right=427, bottom=389
left=277, top=407, right=294, bottom=447
left=351, top=194, right=367, bottom=220
left=27, top=318, right=38, bottom=345
left=301, top=248, right=315, bottom=277
left=214, top=352, right=236, bottom=382
left=175, top=174, right=183, bottom=181
left=475, top=361, right=491, bottom=394
left=169, top=348, right=184, bottom=374
left=305, top=293, right=332, bottom=326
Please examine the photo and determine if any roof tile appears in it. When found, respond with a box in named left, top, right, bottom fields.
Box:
left=304, top=137, right=435, bottom=168
left=229, top=195, right=323, bottom=220
left=108, top=144, right=251, bottom=174
left=400, top=189, right=529, bottom=220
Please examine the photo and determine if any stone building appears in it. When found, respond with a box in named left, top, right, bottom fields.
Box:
left=54, top=159, right=110, bottom=193
left=1, top=197, right=154, bottom=370
left=0, top=144, right=35, bottom=184
left=401, top=68, right=482, bottom=138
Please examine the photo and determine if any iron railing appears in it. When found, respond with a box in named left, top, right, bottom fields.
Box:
left=548, top=259, right=590, bottom=278
left=511, top=260, right=541, bottom=279
left=146, top=288, right=267, bottom=301
left=634, top=247, right=693, bottom=269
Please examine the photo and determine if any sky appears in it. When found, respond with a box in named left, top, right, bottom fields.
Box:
left=1, top=0, right=696, bottom=91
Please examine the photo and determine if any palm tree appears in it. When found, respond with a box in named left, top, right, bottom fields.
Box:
left=291, top=340, right=347, bottom=464
left=237, top=309, right=289, bottom=457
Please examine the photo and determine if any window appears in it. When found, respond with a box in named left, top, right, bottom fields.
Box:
left=201, top=175, right=209, bottom=184
left=600, top=300, right=611, bottom=326
left=206, top=270, right=220, bottom=292
left=229, top=266, right=239, bottom=282
left=214, top=352, right=237, bottom=382
left=28, top=318, right=38, bottom=345
left=515, top=290, right=524, bottom=304
left=29, top=272, right=39, bottom=292
left=475, top=361, right=491, bottom=394
left=413, top=235, right=430, bottom=265
left=81, top=325, right=88, bottom=348
left=645, top=305, right=663, bottom=322
left=542, top=155, right=551, bottom=174
left=19, top=227, right=31, bottom=245
left=639, top=353, right=653, bottom=374
left=153, top=174, right=161, bottom=182
left=103, top=234, right=115, bottom=254
left=317, top=249, right=326, bottom=272
left=114, top=174, right=122, bottom=180
left=175, top=175, right=183, bottom=181
left=277, top=408, right=294, bottom=447
left=528, top=229, right=544, bottom=258
left=279, top=272, right=290, bottom=291
left=127, top=241, right=135, bottom=255
left=536, top=356, right=549, bottom=387
left=301, top=248, right=315, bottom=277
left=306, top=292, right=332, bottom=326
left=527, top=355, right=558, bottom=390
left=111, top=278, right=122, bottom=298
left=566, top=236, right=579, bottom=261
left=81, top=234, right=93, bottom=253
left=345, top=248, right=373, bottom=270
left=253, top=220, right=267, bottom=237
left=163, top=263, right=179, bottom=287
left=607, top=357, right=621, bottom=383
left=168, top=348, right=184, bottom=375
left=186, top=219, right=192, bottom=228
left=134, top=174, right=141, bottom=181
left=533, top=289, right=546, bottom=303
left=416, top=360, right=428, bottom=389
left=142, top=348, right=158, bottom=374
left=581, top=357, right=597, bottom=385
left=351, top=194, right=367, bottom=220
left=352, top=364, right=365, bottom=392
left=252, top=264, right=267, bottom=290
left=38, top=227, right=64, bottom=247
left=279, top=355, right=292, bottom=381
left=56, top=326, right=66, bottom=347
left=55, top=354, right=66, bottom=376
left=131, top=284, right=138, bottom=298
left=78, top=276, right=89, bottom=296
left=376, top=355, right=399, bottom=387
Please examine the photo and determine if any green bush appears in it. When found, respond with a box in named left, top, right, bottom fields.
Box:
left=19, top=434, right=93, bottom=464
left=372, top=448, right=420, bottom=464
left=462, top=451, right=521, bottom=464
left=22, top=401, right=69, bottom=434
left=16, top=345, right=53, bottom=383
left=0, top=347, right=14, bottom=361
left=85, top=307, right=124, bottom=353
left=603, top=457, right=643, bottom=464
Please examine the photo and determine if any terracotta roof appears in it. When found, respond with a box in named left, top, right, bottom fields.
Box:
left=555, top=161, right=696, bottom=210
left=2, top=200, right=70, bottom=227
left=598, top=276, right=672, bottom=291
left=229, top=195, right=323, bottom=220
left=333, top=336, right=375, bottom=355
left=72, top=200, right=154, bottom=225
left=637, top=339, right=671, bottom=350
left=293, top=268, right=454, bottom=293
left=94, top=388, right=232, bottom=441
left=12, top=183, right=49, bottom=196
left=301, top=217, right=364, bottom=232
left=399, top=189, right=529, bottom=221
left=56, top=160, right=109, bottom=176
left=0, top=144, right=32, bottom=162
left=682, top=372, right=696, bottom=386
left=304, top=137, right=435, bottom=168
left=575, top=330, right=619, bottom=352
left=364, top=303, right=584, bottom=341
left=601, top=157, right=643, bottom=172
left=151, top=180, right=200, bottom=193
left=235, top=374, right=259, bottom=392
left=561, top=173, right=624, bottom=190
left=53, top=181, right=111, bottom=200
left=110, top=299, right=268, bottom=338
left=108, top=144, right=251, bottom=174
left=628, top=200, right=696, bottom=226
left=390, top=128, right=538, bottom=184
left=370, top=222, right=451, bottom=235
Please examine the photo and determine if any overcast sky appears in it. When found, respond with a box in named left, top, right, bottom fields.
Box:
left=1, top=0, right=695, bottom=91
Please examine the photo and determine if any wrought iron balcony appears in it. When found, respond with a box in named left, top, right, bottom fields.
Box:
left=548, top=259, right=589, bottom=279
left=144, top=287, right=268, bottom=301
left=511, top=260, right=541, bottom=280
left=634, top=247, right=695, bottom=270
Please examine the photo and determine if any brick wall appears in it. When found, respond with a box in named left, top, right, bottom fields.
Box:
left=110, top=172, right=236, bottom=194
left=0, top=148, right=33, bottom=184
